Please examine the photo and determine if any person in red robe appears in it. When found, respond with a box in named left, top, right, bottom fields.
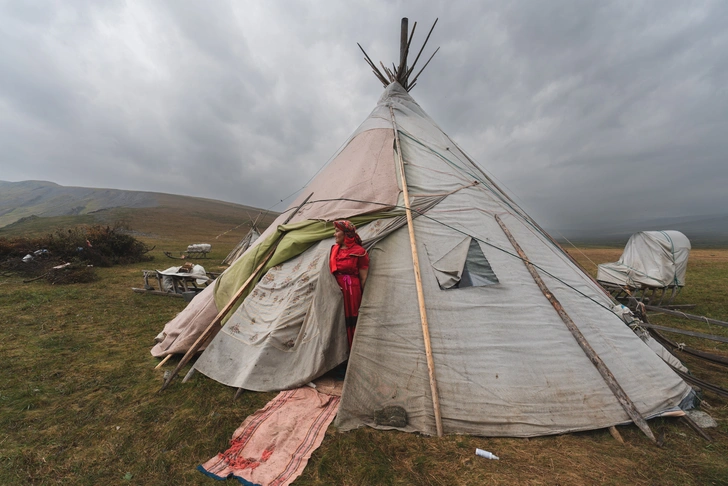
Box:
left=330, top=220, right=369, bottom=349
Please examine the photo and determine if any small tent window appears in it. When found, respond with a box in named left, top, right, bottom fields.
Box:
left=429, top=237, right=499, bottom=290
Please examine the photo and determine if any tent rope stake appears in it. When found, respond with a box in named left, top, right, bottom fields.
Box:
left=390, top=105, right=444, bottom=437
left=494, top=214, right=657, bottom=444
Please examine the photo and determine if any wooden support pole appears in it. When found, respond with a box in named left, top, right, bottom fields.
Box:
left=404, top=18, right=439, bottom=81
left=398, top=18, right=409, bottom=77
left=154, top=354, right=172, bottom=369
left=408, top=46, right=440, bottom=90
left=608, top=426, right=624, bottom=444
left=390, top=106, right=444, bottom=437
left=159, top=194, right=313, bottom=392
left=358, top=43, right=389, bottom=86
left=494, top=214, right=657, bottom=444
left=638, top=323, right=728, bottom=344
left=182, top=366, right=196, bottom=383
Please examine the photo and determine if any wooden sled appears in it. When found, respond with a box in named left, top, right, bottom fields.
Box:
left=599, top=281, right=683, bottom=307
left=132, top=268, right=218, bottom=301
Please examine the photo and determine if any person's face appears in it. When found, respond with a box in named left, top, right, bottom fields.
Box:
left=334, top=227, right=345, bottom=246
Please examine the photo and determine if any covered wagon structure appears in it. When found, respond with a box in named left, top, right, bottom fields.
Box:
left=597, top=230, right=691, bottom=305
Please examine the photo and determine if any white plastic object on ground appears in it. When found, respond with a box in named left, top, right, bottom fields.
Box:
left=475, top=448, right=499, bottom=460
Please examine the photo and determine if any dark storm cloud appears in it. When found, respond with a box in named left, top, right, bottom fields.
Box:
left=1, top=0, right=726, bottom=229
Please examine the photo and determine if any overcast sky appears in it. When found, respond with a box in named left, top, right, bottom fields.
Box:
left=1, top=1, right=726, bottom=230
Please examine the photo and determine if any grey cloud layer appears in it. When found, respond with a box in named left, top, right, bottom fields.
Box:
left=1, top=0, right=726, bottom=229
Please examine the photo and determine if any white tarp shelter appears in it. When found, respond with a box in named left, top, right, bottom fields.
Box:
left=597, top=231, right=691, bottom=289
left=154, top=82, right=692, bottom=438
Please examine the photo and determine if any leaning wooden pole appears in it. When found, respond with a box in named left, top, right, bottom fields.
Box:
left=160, top=193, right=313, bottom=392
left=494, top=214, right=657, bottom=444
left=390, top=106, right=444, bottom=437
left=154, top=354, right=172, bottom=369
left=159, top=247, right=276, bottom=391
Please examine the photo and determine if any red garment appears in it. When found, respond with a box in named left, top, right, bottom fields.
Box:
left=330, top=243, right=369, bottom=348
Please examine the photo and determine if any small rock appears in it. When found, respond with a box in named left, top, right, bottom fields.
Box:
left=374, top=405, right=407, bottom=427
left=686, top=409, right=718, bottom=428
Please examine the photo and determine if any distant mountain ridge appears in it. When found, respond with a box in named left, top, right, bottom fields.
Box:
left=0, top=180, right=163, bottom=228
left=0, top=180, right=267, bottom=230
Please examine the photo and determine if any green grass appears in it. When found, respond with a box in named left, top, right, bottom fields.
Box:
left=1, top=226, right=727, bottom=484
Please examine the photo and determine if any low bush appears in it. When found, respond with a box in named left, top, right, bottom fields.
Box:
left=0, top=222, right=152, bottom=267
left=0, top=222, right=152, bottom=283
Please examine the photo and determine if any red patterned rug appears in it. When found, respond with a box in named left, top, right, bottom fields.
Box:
left=198, top=386, right=340, bottom=486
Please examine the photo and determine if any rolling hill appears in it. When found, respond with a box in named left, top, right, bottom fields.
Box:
left=0, top=181, right=279, bottom=247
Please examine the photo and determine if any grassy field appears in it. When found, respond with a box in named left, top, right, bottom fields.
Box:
left=1, top=215, right=727, bottom=485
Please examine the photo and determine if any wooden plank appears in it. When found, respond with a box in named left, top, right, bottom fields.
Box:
left=649, top=329, right=728, bottom=367
left=132, top=288, right=184, bottom=298
left=669, top=363, right=728, bottom=398
left=644, top=305, right=728, bottom=328
left=390, top=106, right=443, bottom=437
left=639, top=323, right=728, bottom=344
left=494, top=214, right=657, bottom=444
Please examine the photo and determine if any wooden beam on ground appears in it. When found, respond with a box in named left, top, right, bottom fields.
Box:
left=645, top=305, right=728, bottom=328
left=494, top=214, right=657, bottom=444
left=668, top=364, right=728, bottom=398
left=390, top=105, right=444, bottom=437
left=639, top=323, right=728, bottom=344
left=661, top=304, right=696, bottom=310
left=648, top=329, right=728, bottom=367
left=132, top=288, right=184, bottom=298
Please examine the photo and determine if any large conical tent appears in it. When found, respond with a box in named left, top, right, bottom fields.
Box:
left=157, top=19, right=692, bottom=439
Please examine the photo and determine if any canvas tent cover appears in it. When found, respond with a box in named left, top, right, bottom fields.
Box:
left=155, top=83, right=692, bottom=438
left=597, top=231, right=691, bottom=289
